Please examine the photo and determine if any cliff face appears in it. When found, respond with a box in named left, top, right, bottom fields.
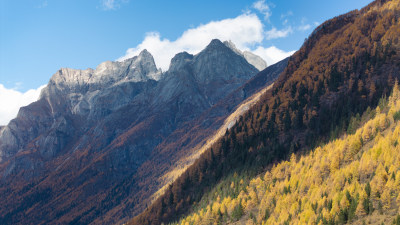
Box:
left=0, top=49, right=161, bottom=162
left=0, top=39, right=279, bottom=225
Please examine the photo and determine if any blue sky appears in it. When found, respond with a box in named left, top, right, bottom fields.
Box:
left=0, top=0, right=372, bottom=125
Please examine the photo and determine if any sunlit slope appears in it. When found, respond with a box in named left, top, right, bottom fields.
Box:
left=177, top=83, right=400, bottom=225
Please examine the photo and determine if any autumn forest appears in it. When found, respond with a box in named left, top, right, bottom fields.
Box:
left=130, top=0, right=400, bottom=224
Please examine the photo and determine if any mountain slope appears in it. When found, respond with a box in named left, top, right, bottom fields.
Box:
left=130, top=0, right=400, bottom=224
left=90, top=56, right=288, bottom=224
left=0, top=40, right=264, bottom=224
left=176, top=83, right=400, bottom=225
left=148, top=82, right=276, bottom=207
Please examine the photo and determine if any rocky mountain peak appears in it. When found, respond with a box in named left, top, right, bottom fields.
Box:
left=137, top=49, right=152, bottom=59
left=41, top=50, right=161, bottom=98
left=135, top=49, right=162, bottom=81
left=168, top=52, right=194, bottom=72
left=202, top=39, right=231, bottom=53
left=192, top=39, right=258, bottom=83
left=223, top=40, right=243, bottom=55
left=223, top=40, right=267, bottom=71
left=155, top=39, right=260, bottom=107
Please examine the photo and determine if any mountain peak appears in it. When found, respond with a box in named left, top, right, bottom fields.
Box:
left=223, top=40, right=267, bottom=71
left=168, top=52, right=194, bottom=72
left=223, top=40, right=242, bottom=55
left=204, top=39, right=229, bottom=51
left=209, top=38, right=224, bottom=45
left=134, top=49, right=162, bottom=80
left=138, top=49, right=152, bottom=58
left=40, top=49, right=162, bottom=105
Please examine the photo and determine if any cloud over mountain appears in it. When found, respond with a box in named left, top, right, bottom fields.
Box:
left=0, top=84, right=45, bottom=125
left=118, top=13, right=294, bottom=71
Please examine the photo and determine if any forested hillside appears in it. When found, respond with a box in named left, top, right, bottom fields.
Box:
left=129, top=0, right=400, bottom=224
left=175, top=84, right=400, bottom=224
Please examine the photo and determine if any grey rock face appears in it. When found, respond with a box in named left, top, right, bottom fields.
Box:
left=168, top=52, right=194, bottom=73
left=223, top=40, right=267, bottom=71
left=40, top=49, right=161, bottom=118
left=0, top=49, right=161, bottom=164
left=243, top=51, right=268, bottom=71
left=154, top=39, right=258, bottom=107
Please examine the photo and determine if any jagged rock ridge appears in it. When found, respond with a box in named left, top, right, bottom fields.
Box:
left=0, top=49, right=161, bottom=163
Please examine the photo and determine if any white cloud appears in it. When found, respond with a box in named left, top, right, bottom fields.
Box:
left=298, top=24, right=311, bottom=31
left=0, top=84, right=46, bottom=125
left=101, top=0, right=128, bottom=10
left=265, top=26, right=293, bottom=40
left=119, top=14, right=266, bottom=71
left=253, top=46, right=295, bottom=65
left=119, top=13, right=295, bottom=72
left=252, top=0, right=272, bottom=21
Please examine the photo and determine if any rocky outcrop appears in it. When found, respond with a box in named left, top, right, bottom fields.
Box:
left=243, top=51, right=268, bottom=71
left=40, top=49, right=161, bottom=119
left=224, top=40, right=267, bottom=71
